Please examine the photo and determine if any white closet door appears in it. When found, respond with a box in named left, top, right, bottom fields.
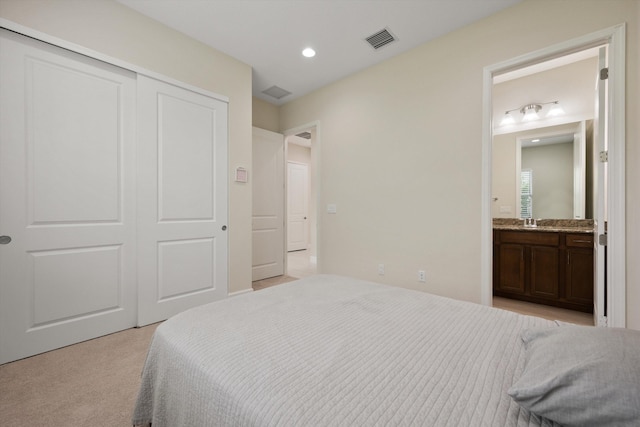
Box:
left=0, top=30, right=137, bottom=364
left=137, top=75, right=228, bottom=326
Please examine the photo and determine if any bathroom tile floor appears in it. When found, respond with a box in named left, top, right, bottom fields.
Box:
left=493, top=296, right=594, bottom=325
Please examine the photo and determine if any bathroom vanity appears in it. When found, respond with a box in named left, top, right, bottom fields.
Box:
left=493, top=219, right=594, bottom=313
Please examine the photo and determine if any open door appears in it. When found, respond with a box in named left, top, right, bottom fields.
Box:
left=252, top=127, right=285, bottom=281
left=593, top=46, right=608, bottom=327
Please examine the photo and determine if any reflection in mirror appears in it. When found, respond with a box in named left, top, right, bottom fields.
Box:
left=492, top=121, right=594, bottom=220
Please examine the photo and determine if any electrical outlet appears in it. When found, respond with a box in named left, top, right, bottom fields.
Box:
left=378, top=264, right=385, bottom=275
left=418, top=270, right=426, bottom=283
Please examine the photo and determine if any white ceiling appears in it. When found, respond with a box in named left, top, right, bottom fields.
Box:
left=117, top=0, right=523, bottom=105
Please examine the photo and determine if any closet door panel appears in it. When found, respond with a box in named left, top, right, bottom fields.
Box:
left=0, top=29, right=137, bottom=364
left=29, top=58, right=121, bottom=223
left=137, top=75, right=228, bottom=326
left=158, top=94, right=216, bottom=221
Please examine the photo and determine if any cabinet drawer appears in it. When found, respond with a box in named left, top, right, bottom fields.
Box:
left=499, top=231, right=559, bottom=246
left=566, top=234, right=594, bottom=248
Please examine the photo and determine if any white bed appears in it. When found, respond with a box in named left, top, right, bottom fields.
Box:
left=132, top=275, right=640, bottom=427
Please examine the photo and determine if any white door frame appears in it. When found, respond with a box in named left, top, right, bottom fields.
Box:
left=481, top=24, right=626, bottom=327
left=283, top=121, right=321, bottom=272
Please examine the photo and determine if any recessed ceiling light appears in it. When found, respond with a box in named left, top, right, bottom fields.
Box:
left=302, top=47, right=316, bottom=58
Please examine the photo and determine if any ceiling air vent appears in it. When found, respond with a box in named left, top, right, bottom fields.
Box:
left=262, top=85, right=292, bottom=100
left=296, top=132, right=312, bottom=139
left=365, top=28, right=396, bottom=50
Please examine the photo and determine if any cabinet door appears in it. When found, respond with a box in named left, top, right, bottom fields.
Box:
left=566, top=247, right=594, bottom=306
left=530, top=246, right=559, bottom=299
left=498, top=244, right=525, bottom=294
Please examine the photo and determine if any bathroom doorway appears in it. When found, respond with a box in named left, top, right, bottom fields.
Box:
left=482, top=25, right=626, bottom=328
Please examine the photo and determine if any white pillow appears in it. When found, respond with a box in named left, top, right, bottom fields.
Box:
left=508, top=325, right=640, bottom=427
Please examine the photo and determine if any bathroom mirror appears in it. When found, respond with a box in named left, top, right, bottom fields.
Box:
left=492, top=121, right=593, bottom=219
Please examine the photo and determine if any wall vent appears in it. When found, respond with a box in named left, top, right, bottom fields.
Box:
left=296, top=131, right=312, bottom=139
left=365, top=28, right=396, bottom=50
left=262, top=85, right=292, bottom=100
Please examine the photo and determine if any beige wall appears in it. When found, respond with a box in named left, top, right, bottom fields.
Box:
left=279, top=0, right=640, bottom=328
left=0, top=0, right=254, bottom=294
left=252, top=97, right=280, bottom=133
left=287, top=143, right=311, bottom=165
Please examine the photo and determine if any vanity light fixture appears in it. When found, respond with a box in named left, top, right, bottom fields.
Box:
left=521, top=104, right=541, bottom=121
left=499, top=101, right=564, bottom=126
left=546, top=101, right=565, bottom=117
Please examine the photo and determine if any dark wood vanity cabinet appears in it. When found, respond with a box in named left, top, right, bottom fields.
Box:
left=493, top=230, right=593, bottom=313
left=564, top=234, right=595, bottom=307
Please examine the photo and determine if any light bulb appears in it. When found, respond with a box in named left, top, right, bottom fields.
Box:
left=521, top=105, right=540, bottom=121
left=500, top=111, right=515, bottom=126
left=302, top=47, right=316, bottom=58
left=547, top=102, right=564, bottom=117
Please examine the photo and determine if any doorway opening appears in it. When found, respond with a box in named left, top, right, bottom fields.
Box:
left=285, top=134, right=317, bottom=278
left=284, top=124, right=319, bottom=279
left=482, top=25, right=626, bottom=328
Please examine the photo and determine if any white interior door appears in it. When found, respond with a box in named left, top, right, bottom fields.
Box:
left=287, top=162, right=309, bottom=252
left=594, top=46, right=607, bottom=327
left=137, top=75, right=228, bottom=326
left=0, top=30, right=137, bottom=364
left=252, top=128, right=284, bottom=281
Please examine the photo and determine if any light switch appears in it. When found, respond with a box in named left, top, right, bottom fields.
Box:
left=327, top=204, right=337, bottom=214
left=499, top=205, right=512, bottom=214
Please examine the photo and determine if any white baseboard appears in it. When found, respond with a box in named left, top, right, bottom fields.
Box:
left=228, top=288, right=253, bottom=297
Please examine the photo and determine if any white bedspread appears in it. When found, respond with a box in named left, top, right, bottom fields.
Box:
left=132, top=275, right=559, bottom=426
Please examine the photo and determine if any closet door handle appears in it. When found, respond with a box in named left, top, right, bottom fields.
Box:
left=0, top=235, right=11, bottom=245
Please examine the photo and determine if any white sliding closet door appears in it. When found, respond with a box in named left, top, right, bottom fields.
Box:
left=0, top=30, right=137, bottom=364
left=137, top=76, right=228, bottom=326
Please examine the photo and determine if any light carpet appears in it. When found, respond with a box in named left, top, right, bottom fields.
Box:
left=0, top=323, right=159, bottom=426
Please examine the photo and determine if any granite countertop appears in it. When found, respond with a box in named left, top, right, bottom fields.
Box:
left=492, top=218, right=594, bottom=234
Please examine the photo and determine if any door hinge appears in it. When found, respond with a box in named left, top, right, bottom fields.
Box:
left=599, top=151, right=608, bottom=162
left=600, top=67, right=609, bottom=80
left=598, top=233, right=608, bottom=246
